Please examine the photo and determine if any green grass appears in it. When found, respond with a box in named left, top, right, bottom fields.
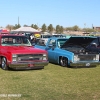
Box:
left=0, top=63, right=100, bottom=100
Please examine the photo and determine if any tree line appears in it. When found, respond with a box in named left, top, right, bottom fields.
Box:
left=1, top=23, right=97, bottom=33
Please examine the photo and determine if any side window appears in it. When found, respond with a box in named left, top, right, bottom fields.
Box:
left=48, top=39, right=56, bottom=46
left=37, top=40, right=45, bottom=46
left=23, top=38, right=28, bottom=44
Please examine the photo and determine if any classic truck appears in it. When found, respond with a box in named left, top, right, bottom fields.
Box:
left=0, top=34, right=49, bottom=70
left=34, top=36, right=100, bottom=67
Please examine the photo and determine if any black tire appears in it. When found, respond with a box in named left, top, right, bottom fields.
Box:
left=1, top=57, right=8, bottom=70
left=59, top=57, right=68, bottom=67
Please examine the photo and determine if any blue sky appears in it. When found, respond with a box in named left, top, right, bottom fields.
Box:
left=0, top=0, right=100, bottom=28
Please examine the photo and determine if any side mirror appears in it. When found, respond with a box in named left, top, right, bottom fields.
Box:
left=48, top=44, right=53, bottom=47
left=32, top=43, right=36, bottom=46
left=48, top=44, right=55, bottom=50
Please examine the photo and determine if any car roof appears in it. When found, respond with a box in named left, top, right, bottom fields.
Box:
left=70, top=35, right=96, bottom=37
left=0, top=34, right=26, bottom=38
left=48, top=37, right=68, bottom=40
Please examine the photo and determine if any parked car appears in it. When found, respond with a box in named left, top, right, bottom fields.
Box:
left=0, top=34, right=49, bottom=70
left=52, top=34, right=65, bottom=38
left=34, top=36, right=100, bottom=67
left=38, top=34, right=52, bottom=45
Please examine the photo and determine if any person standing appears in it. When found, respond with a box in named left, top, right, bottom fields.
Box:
left=30, top=34, right=34, bottom=40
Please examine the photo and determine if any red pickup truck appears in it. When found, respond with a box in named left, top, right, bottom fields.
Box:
left=0, top=34, right=49, bottom=70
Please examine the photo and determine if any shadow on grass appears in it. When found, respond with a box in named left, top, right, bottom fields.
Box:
left=12, top=67, right=44, bottom=71
left=0, top=67, right=44, bottom=72
left=70, top=66, right=97, bottom=69
left=49, top=62, right=97, bottom=69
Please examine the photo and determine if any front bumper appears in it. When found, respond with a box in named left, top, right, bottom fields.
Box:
left=70, top=61, right=100, bottom=67
left=9, top=61, right=49, bottom=69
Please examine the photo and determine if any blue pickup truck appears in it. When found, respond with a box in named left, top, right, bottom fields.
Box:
left=34, top=36, right=100, bottom=67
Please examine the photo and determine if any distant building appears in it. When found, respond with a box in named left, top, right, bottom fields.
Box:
left=93, top=26, right=100, bottom=31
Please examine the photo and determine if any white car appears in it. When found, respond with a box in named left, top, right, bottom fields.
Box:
left=39, top=34, right=52, bottom=45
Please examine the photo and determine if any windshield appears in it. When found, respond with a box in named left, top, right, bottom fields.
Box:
left=52, top=35, right=63, bottom=37
left=57, top=39, right=68, bottom=47
left=42, top=35, right=51, bottom=38
left=1, top=36, right=32, bottom=46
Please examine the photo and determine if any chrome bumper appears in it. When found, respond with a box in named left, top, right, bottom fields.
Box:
left=9, top=61, right=49, bottom=69
left=70, top=61, right=100, bottom=67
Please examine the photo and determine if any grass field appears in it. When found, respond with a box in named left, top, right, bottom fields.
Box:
left=0, top=63, right=100, bottom=100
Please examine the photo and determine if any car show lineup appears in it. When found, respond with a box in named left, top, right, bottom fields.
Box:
left=0, top=32, right=100, bottom=70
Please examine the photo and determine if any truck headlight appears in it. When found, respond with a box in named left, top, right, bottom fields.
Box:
left=12, top=54, right=17, bottom=57
left=12, top=54, right=18, bottom=62
left=43, top=57, right=47, bottom=60
left=42, top=54, right=47, bottom=60
left=74, top=55, right=80, bottom=61
left=39, top=57, right=47, bottom=60
left=12, top=58, right=17, bottom=62
left=96, top=55, right=99, bottom=60
left=43, top=54, right=46, bottom=56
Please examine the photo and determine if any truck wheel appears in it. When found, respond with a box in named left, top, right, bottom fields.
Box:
left=1, top=57, right=8, bottom=70
left=60, top=57, right=68, bottom=67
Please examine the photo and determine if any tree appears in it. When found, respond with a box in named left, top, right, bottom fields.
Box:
left=6, top=24, right=14, bottom=31
left=31, top=24, right=34, bottom=28
left=13, top=24, right=21, bottom=29
left=33, top=24, right=38, bottom=29
left=56, top=25, right=60, bottom=33
left=56, top=25, right=64, bottom=33
left=66, top=27, right=73, bottom=31
left=72, top=25, right=79, bottom=31
left=60, top=26, right=64, bottom=33
left=17, top=24, right=21, bottom=28
left=48, top=24, right=53, bottom=33
left=41, top=24, right=47, bottom=32
left=23, top=24, right=28, bottom=27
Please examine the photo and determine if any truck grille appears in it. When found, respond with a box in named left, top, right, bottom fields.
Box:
left=78, top=54, right=96, bottom=61
left=17, top=54, right=43, bottom=61
left=77, top=54, right=99, bottom=61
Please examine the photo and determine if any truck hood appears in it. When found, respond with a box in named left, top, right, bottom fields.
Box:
left=61, top=37, right=96, bottom=48
left=3, top=46, right=47, bottom=54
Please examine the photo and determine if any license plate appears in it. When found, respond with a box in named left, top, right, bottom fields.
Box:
left=86, top=63, right=90, bottom=66
left=28, top=64, right=34, bottom=67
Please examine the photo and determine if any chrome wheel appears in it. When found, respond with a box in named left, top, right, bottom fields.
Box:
left=60, top=57, right=68, bottom=67
left=1, top=57, right=8, bottom=70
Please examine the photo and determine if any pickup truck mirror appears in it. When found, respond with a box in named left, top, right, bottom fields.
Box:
left=48, top=44, right=55, bottom=50
left=48, top=44, right=53, bottom=47
left=32, top=43, right=36, bottom=46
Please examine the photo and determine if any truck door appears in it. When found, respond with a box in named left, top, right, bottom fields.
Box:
left=46, top=39, right=57, bottom=63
